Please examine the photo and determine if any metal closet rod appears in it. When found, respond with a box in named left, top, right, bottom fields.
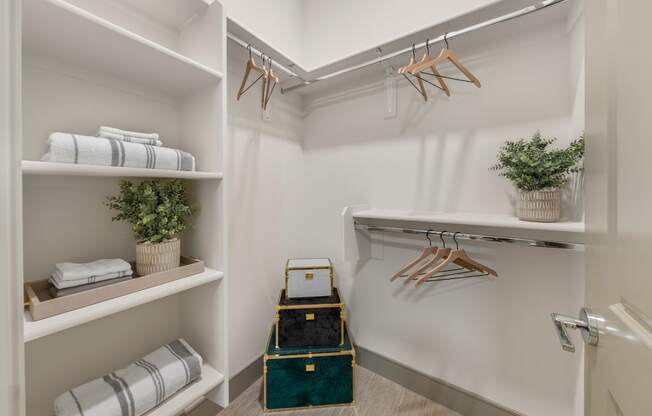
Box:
left=354, top=223, right=583, bottom=250
left=281, top=0, right=568, bottom=94
left=226, top=32, right=303, bottom=81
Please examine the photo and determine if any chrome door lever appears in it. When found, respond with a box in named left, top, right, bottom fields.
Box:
left=551, top=307, right=602, bottom=353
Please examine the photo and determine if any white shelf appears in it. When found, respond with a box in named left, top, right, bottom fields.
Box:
left=22, top=161, right=223, bottom=180
left=353, top=209, right=585, bottom=244
left=24, top=268, right=224, bottom=342
left=145, top=364, right=225, bottom=416
left=23, top=0, right=223, bottom=98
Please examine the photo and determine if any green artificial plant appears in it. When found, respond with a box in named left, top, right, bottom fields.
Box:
left=491, top=131, right=584, bottom=192
left=105, top=179, right=194, bottom=244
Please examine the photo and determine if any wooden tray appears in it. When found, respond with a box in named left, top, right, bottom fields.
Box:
left=25, top=256, right=204, bottom=321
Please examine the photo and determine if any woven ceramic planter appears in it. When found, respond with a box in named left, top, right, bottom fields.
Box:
left=136, top=238, right=180, bottom=276
left=517, top=189, right=561, bottom=222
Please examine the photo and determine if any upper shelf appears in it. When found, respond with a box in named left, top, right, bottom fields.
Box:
left=23, top=0, right=223, bottom=98
left=353, top=209, right=585, bottom=244
left=22, top=161, right=223, bottom=180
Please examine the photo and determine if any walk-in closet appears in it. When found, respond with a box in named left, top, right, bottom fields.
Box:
left=1, top=0, right=651, bottom=415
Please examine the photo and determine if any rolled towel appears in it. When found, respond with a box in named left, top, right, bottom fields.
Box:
left=49, top=275, right=133, bottom=298
left=49, top=270, right=133, bottom=290
left=54, top=258, right=132, bottom=282
left=54, top=339, right=203, bottom=416
left=98, top=126, right=163, bottom=147
left=43, top=133, right=195, bottom=171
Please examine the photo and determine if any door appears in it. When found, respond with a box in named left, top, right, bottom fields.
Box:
left=582, top=1, right=652, bottom=415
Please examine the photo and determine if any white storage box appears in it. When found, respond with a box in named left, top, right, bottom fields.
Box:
left=285, top=258, right=333, bottom=298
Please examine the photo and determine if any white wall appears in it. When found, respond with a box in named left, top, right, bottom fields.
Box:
left=296, top=17, right=585, bottom=416
left=301, top=0, right=502, bottom=69
left=225, top=45, right=305, bottom=376
left=220, top=0, right=304, bottom=64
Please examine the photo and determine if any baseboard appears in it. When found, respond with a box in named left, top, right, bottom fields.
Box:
left=229, top=355, right=263, bottom=403
left=356, top=346, right=525, bottom=416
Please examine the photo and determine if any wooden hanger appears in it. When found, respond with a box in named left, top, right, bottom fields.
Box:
left=236, top=45, right=267, bottom=101
left=415, top=233, right=497, bottom=286
left=398, top=45, right=428, bottom=102
left=404, top=40, right=450, bottom=96
left=262, top=57, right=279, bottom=110
left=390, top=231, right=438, bottom=281
left=409, top=34, right=481, bottom=88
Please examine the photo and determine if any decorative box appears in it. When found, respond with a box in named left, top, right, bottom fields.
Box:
left=285, top=258, right=333, bottom=298
left=275, top=288, right=344, bottom=349
left=264, top=324, right=355, bottom=412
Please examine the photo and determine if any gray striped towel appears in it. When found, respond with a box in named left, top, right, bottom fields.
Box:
left=43, top=133, right=195, bottom=171
left=98, top=126, right=163, bottom=147
left=49, top=270, right=133, bottom=290
left=54, top=339, right=203, bottom=416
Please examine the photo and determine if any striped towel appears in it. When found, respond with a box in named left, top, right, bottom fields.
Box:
left=43, top=133, right=195, bottom=171
left=54, top=259, right=132, bottom=282
left=54, top=339, right=203, bottom=416
left=98, top=126, right=163, bottom=147
left=49, top=270, right=133, bottom=290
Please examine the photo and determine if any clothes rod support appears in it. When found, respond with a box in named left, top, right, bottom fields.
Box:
left=281, top=0, right=568, bottom=94
left=354, top=223, right=583, bottom=250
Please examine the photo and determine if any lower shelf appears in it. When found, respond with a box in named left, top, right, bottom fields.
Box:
left=24, top=268, right=224, bottom=342
left=146, top=364, right=225, bottom=416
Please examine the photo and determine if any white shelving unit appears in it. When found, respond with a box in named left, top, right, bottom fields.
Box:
left=18, top=0, right=229, bottom=414
left=22, top=161, right=224, bottom=180
left=24, top=268, right=224, bottom=342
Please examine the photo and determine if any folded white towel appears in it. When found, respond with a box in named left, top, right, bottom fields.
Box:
left=54, top=339, right=203, bottom=416
left=43, top=133, right=195, bottom=171
left=53, top=258, right=132, bottom=282
left=98, top=126, right=163, bottom=147
left=49, top=270, right=133, bottom=289
left=99, top=126, right=159, bottom=140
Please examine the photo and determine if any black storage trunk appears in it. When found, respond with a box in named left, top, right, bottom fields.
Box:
left=275, top=288, right=344, bottom=349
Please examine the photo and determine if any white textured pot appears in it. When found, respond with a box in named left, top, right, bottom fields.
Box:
left=136, top=238, right=180, bottom=276
left=517, top=189, right=561, bottom=222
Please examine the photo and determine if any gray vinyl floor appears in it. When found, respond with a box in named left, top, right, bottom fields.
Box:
left=214, top=366, right=462, bottom=416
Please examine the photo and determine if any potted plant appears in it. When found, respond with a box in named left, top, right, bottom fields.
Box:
left=491, top=131, right=584, bottom=222
left=105, top=179, right=194, bottom=275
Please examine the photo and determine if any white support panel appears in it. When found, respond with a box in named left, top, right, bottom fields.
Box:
left=22, top=161, right=223, bottom=180
left=22, top=0, right=223, bottom=98
left=145, top=364, right=225, bottom=416
left=24, top=268, right=224, bottom=342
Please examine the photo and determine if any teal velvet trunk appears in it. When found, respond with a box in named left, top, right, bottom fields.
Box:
left=264, top=325, right=355, bottom=411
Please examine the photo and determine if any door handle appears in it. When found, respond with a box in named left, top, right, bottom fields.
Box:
left=551, top=307, right=602, bottom=353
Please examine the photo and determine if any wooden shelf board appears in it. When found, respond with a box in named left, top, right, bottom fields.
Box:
left=23, top=0, right=223, bottom=98
left=24, top=268, right=224, bottom=342
left=145, top=364, right=225, bottom=416
left=22, top=161, right=223, bottom=180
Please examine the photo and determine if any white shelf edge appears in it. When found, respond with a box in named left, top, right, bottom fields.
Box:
left=352, top=209, right=585, bottom=243
left=145, top=364, right=224, bottom=416
left=22, top=161, right=223, bottom=180
left=354, top=209, right=585, bottom=232
left=24, top=268, right=224, bottom=342
left=46, top=0, right=224, bottom=81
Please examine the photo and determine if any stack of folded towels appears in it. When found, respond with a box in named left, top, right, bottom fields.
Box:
left=54, top=339, right=203, bottom=416
left=48, top=258, right=133, bottom=298
left=42, top=126, right=196, bottom=171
